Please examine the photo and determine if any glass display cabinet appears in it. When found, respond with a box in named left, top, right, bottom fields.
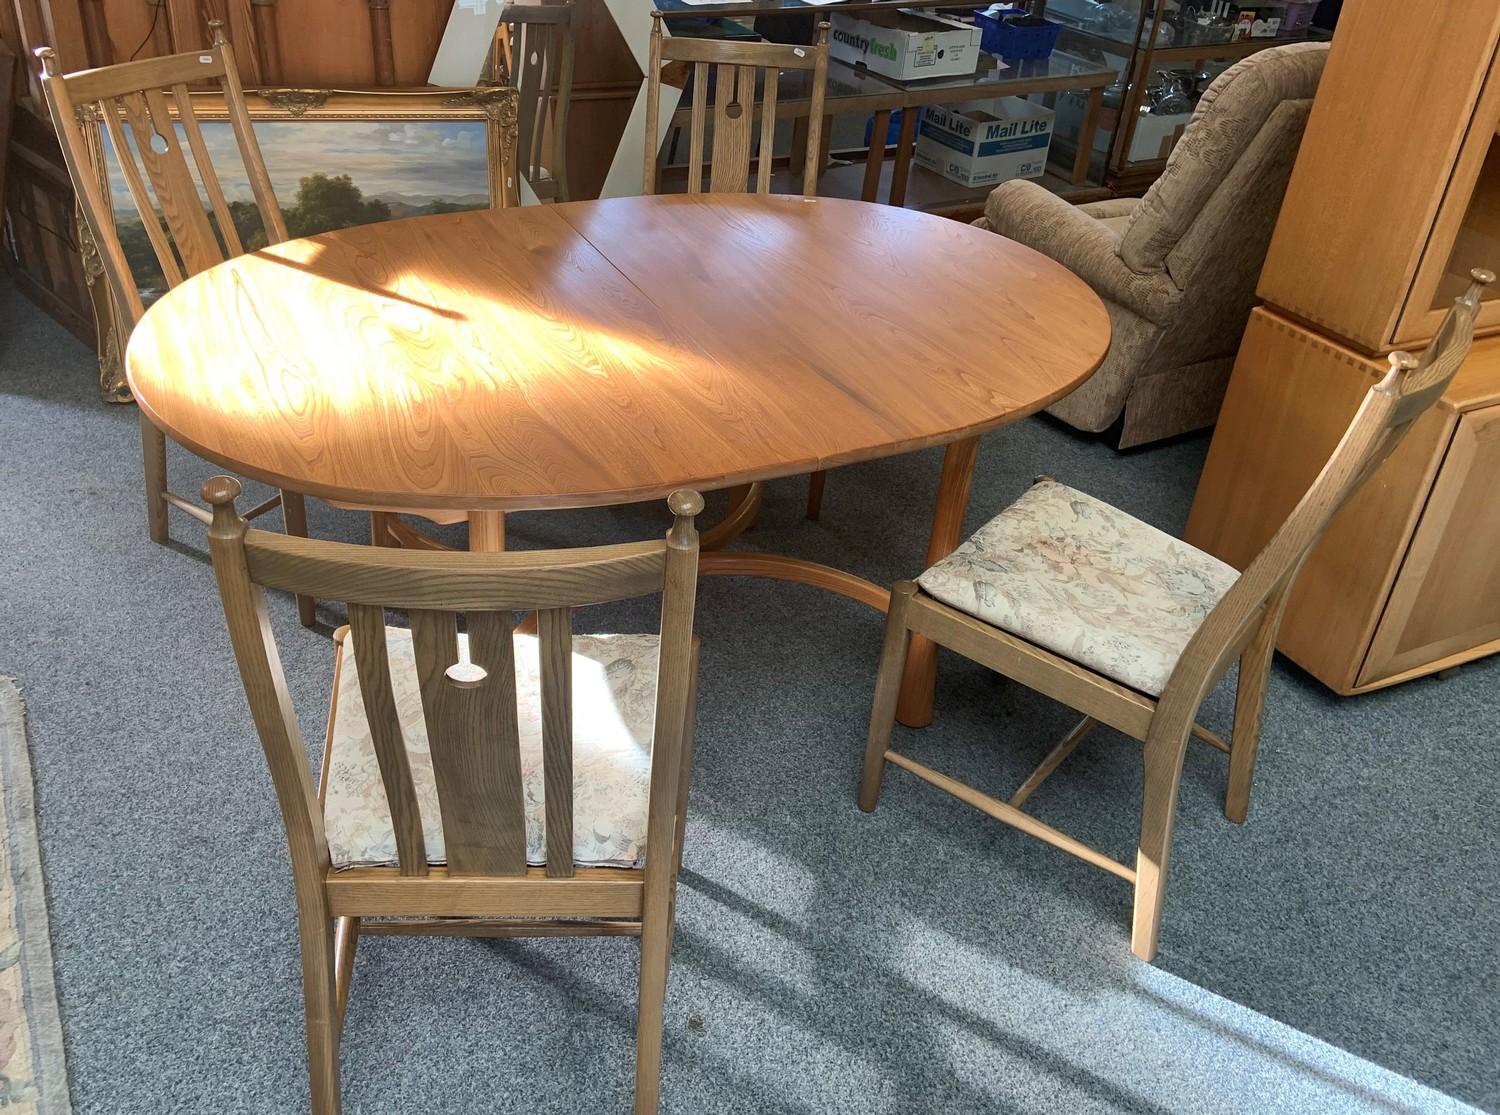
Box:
left=1046, top=0, right=1331, bottom=188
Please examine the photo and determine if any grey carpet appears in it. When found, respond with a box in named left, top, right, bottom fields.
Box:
left=1, top=275, right=1495, bottom=1114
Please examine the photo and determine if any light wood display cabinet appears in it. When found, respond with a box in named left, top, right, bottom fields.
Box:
left=1186, top=1, right=1500, bottom=693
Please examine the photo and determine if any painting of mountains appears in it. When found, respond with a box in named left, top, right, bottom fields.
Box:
left=101, top=119, right=493, bottom=298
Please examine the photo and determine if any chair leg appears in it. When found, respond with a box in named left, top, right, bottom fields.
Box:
left=298, top=911, right=343, bottom=1114
left=280, top=491, right=317, bottom=627
left=859, top=582, right=918, bottom=812
left=333, top=915, right=360, bottom=1042
left=1131, top=724, right=1193, bottom=963
left=1225, top=592, right=1287, bottom=824
left=806, top=469, right=828, bottom=520
left=140, top=411, right=169, bottom=544
left=633, top=894, right=675, bottom=1114
left=369, top=512, right=395, bottom=547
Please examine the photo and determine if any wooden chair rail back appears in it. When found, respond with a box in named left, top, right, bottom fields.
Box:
left=1163, top=267, right=1494, bottom=714
left=644, top=14, right=830, bottom=197
left=501, top=1, right=576, bottom=203
left=203, top=475, right=704, bottom=888
left=35, top=20, right=287, bottom=330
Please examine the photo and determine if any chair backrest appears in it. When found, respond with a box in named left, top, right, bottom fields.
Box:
left=1120, top=41, right=1328, bottom=276
left=203, top=477, right=703, bottom=882
left=498, top=2, right=575, bottom=203
left=644, top=13, right=829, bottom=197
left=35, top=21, right=286, bottom=330
left=1161, top=269, right=1493, bottom=720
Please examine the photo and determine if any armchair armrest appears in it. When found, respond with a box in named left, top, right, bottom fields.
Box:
left=981, top=180, right=1181, bottom=326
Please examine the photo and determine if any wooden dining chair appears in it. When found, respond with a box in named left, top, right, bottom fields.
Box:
left=35, top=23, right=316, bottom=623
left=644, top=13, right=833, bottom=520
left=204, top=474, right=703, bottom=1114
left=860, top=269, right=1493, bottom=963
left=494, top=1, right=575, bottom=203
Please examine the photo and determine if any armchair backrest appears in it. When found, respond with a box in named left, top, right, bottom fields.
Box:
left=1120, top=41, right=1328, bottom=277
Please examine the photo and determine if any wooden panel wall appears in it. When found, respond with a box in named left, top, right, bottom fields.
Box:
left=15, top=0, right=457, bottom=88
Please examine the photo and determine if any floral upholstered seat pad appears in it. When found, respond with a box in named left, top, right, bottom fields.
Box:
left=323, top=627, right=661, bottom=871
left=916, top=480, right=1239, bottom=696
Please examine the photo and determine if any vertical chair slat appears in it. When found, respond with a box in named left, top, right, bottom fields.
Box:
left=757, top=66, right=778, bottom=195
left=467, top=610, right=528, bottom=870
left=514, top=21, right=542, bottom=181
left=216, top=31, right=289, bottom=244
left=122, top=88, right=223, bottom=275
left=346, top=604, right=428, bottom=876
left=99, top=100, right=186, bottom=288
left=687, top=61, right=707, bottom=194
left=644, top=14, right=664, bottom=194
left=537, top=607, right=574, bottom=878
left=410, top=609, right=526, bottom=876
left=173, top=82, right=244, bottom=257
left=709, top=63, right=753, bottom=193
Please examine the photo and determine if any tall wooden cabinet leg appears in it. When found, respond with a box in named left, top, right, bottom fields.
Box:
left=895, top=437, right=980, bottom=727
left=140, top=411, right=169, bottom=544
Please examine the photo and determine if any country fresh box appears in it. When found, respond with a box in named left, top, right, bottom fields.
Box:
left=828, top=9, right=981, bottom=83
left=914, top=96, right=1055, bottom=188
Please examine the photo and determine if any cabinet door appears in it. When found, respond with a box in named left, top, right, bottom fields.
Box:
left=1359, top=406, right=1500, bottom=686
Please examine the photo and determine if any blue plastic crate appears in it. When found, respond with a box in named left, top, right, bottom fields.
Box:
left=973, top=8, right=1060, bottom=60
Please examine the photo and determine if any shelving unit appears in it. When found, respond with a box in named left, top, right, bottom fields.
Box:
left=1186, top=1, right=1500, bottom=694
left=1047, top=0, right=1331, bottom=189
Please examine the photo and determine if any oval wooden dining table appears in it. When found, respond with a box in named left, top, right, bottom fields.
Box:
left=126, top=192, right=1110, bottom=726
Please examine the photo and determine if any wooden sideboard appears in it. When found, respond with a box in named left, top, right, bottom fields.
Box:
left=1187, top=1, right=1500, bottom=693
left=1187, top=309, right=1500, bottom=694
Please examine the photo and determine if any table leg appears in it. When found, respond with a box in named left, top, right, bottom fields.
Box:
left=1073, top=85, right=1105, bottom=186
left=862, top=110, right=892, bottom=203
left=469, top=510, right=506, bottom=552
left=888, top=108, right=918, bottom=209
left=895, top=435, right=980, bottom=728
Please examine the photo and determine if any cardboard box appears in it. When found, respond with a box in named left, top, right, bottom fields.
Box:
left=914, top=96, right=1054, bottom=188
left=829, top=9, right=981, bottom=83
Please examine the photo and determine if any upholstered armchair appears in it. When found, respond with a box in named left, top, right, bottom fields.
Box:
left=976, top=42, right=1328, bottom=447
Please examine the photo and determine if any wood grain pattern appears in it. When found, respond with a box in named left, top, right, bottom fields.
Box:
left=346, top=604, right=429, bottom=876
left=1185, top=309, right=1469, bottom=692
left=126, top=195, right=1110, bottom=512
left=537, top=606, right=575, bottom=878
left=1257, top=2, right=1500, bottom=349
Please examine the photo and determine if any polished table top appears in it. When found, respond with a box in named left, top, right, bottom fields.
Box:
left=126, top=194, right=1110, bottom=511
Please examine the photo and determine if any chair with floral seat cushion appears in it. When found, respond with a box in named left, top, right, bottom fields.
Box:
left=204, top=477, right=704, bottom=1115
left=860, top=270, right=1492, bottom=963
left=916, top=480, right=1239, bottom=696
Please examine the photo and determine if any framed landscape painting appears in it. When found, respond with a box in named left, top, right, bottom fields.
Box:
left=87, top=87, right=518, bottom=303
left=81, top=87, right=517, bottom=393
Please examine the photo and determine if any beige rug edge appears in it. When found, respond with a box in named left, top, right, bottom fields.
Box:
left=0, top=677, right=72, bottom=1113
